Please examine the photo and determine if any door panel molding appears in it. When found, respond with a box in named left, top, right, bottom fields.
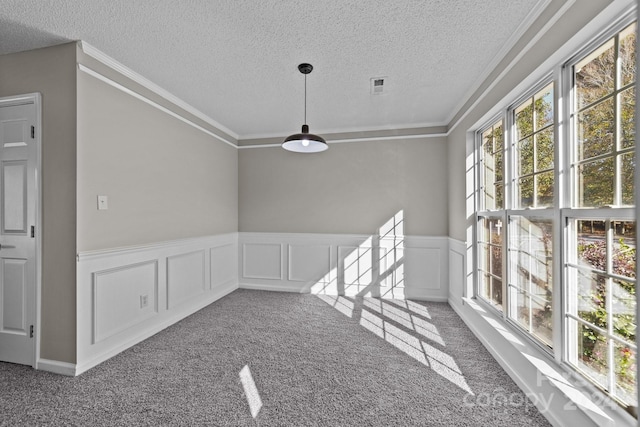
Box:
left=0, top=93, right=41, bottom=368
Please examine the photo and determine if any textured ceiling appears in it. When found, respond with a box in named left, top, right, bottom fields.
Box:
left=0, top=0, right=543, bottom=139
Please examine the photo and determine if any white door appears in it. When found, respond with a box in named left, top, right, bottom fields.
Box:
left=0, top=99, right=38, bottom=366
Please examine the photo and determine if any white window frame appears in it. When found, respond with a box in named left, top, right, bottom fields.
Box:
left=473, top=9, right=638, bottom=410
left=561, top=13, right=638, bottom=405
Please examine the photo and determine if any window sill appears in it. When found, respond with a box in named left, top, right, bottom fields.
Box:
left=449, top=296, right=635, bottom=427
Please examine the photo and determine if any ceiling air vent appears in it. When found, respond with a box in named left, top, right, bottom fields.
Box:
left=370, top=77, right=387, bottom=95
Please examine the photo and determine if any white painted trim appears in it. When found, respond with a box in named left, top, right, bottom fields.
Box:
left=444, top=0, right=552, bottom=127
left=241, top=243, right=284, bottom=280
left=447, top=0, right=577, bottom=133
left=77, top=64, right=237, bottom=149
left=76, top=233, right=239, bottom=375
left=80, top=43, right=449, bottom=149
left=79, top=41, right=239, bottom=140
left=287, top=243, right=332, bottom=282
left=79, top=44, right=450, bottom=149
left=77, top=233, right=237, bottom=261
left=36, top=359, right=77, bottom=376
left=239, top=122, right=448, bottom=141
left=91, top=260, right=159, bottom=344
left=239, top=232, right=449, bottom=300
left=448, top=238, right=467, bottom=301
left=449, top=297, right=636, bottom=427
left=0, top=93, right=42, bottom=369
left=0, top=93, right=40, bottom=107
left=34, top=92, right=42, bottom=370
left=239, top=283, right=304, bottom=293
left=240, top=232, right=371, bottom=242
left=76, top=281, right=236, bottom=376
left=449, top=0, right=637, bottom=134
left=75, top=1, right=629, bottom=150
left=238, top=132, right=447, bottom=149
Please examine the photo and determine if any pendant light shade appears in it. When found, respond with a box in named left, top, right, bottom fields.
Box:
left=282, top=124, right=327, bottom=153
left=282, top=63, right=328, bottom=153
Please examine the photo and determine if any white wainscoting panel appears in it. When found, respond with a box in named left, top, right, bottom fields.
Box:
left=448, top=238, right=467, bottom=302
left=210, top=244, right=236, bottom=289
left=167, top=250, right=206, bottom=309
left=239, top=233, right=449, bottom=301
left=403, top=237, right=449, bottom=300
left=405, top=248, right=440, bottom=289
left=74, top=233, right=238, bottom=376
left=288, top=244, right=331, bottom=282
left=93, top=260, right=158, bottom=343
left=339, top=244, right=375, bottom=288
left=70, top=232, right=457, bottom=376
left=242, top=243, right=283, bottom=280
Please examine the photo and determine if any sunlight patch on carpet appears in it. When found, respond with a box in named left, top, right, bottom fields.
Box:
left=239, top=365, right=263, bottom=418
left=359, top=306, right=473, bottom=394
left=316, top=294, right=354, bottom=318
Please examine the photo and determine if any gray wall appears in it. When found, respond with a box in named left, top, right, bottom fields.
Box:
left=0, top=41, right=240, bottom=365
left=0, top=43, right=78, bottom=363
left=239, top=137, right=448, bottom=236
left=77, top=55, right=238, bottom=251
left=447, top=0, right=615, bottom=241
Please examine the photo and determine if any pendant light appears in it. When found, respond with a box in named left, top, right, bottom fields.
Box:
left=282, top=63, right=328, bottom=153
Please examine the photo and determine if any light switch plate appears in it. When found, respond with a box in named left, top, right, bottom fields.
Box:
left=97, top=195, right=108, bottom=210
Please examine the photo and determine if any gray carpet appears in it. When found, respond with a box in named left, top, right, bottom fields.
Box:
left=1, top=289, right=551, bottom=426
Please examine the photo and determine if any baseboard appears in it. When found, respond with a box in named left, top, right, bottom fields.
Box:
left=407, top=294, right=449, bottom=302
left=76, top=281, right=237, bottom=376
left=449, top=297, right=635, bottom=427
left=239, top=282, right=305, bottom=293
left=37, top=358, right=77, bottom=376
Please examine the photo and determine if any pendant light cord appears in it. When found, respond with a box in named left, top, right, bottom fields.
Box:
left=304, top=73, right=307, bottom=125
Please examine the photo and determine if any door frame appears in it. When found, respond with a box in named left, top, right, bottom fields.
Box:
left=0, top=93, right=42, bottom=367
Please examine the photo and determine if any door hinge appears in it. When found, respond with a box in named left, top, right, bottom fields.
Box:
left=30, top=325, right=34, bottom=338
left=31, top=126, right=35, bottom=139
left=31, top=225, right=35, bottom=238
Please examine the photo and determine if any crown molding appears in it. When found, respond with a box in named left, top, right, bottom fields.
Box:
left=237, top=131, right=447, bottom=149
left=78, top=64, right=237, bottom=149
left=445, top=0, right=555, bottom=128
left=448, top=0, right=638, bottom=135
left=238, top=120, right=448, bottom=141
left=79, top=41, right=239, bottom=141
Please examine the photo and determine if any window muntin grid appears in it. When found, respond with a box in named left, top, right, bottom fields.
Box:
left=473, top=17, right=637, bottom=411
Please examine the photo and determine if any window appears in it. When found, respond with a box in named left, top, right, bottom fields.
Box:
left=572, top=23, right=636, bottom=207
left=474, top=18, right=637, bottom=409
left=566, top=219, right=636, bottom=404
left=507, top=83, right=556, bottom=347
left=564, top=21, right=637, bottom=407
left=476, top=82, right=556, bottom=336
left=478, top=120, right=505, bottom=310
left=480, top=120, right=505, bottom=211
left=478, top=216, right=504, bottom=309
left=508, top=216, right=553, bottom=347
left=514, top=83, right=554, bottom=208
